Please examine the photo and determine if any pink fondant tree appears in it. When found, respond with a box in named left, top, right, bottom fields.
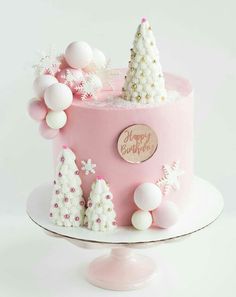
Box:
left=49, top=146, right=85, bottom=227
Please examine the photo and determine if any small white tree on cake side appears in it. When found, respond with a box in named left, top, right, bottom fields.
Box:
left=49, top=146, right=85, bottom=227
left=122, top=17, right=167, bottom=104
left=84, top=177, right=117, bottom=232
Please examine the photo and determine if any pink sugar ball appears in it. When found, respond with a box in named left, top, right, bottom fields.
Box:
left=153, top=201, right=180, bottom=229
left=28, top=98, right=48, bottom=121
left=65, top=41, right=93, bottom=69
left=33, top=75, right=58, bottom=98
left=56, top=67, right=84, bottom=94
left=39, top=120, right=59, bottom=139
left=44, top=83, right=73, bottom=111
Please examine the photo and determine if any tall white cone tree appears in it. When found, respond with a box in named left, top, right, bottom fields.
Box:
left=49, top=146, right=85, bottom=227
left=122, top=18, right=167, bottom=104
left=84, top=177, right=117, bottom=232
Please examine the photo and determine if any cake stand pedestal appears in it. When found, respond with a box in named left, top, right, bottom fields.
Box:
left=27, top=177, right=224, bottom=291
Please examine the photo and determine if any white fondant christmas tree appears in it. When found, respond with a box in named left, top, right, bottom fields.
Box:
left=122, top=18, right=167, bottom=104
left=49, top=146, right=85, bottom=227
left=84, top=177, right=117, bottom=232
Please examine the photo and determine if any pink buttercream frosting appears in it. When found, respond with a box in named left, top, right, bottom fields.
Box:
left=53, top=70, right=193, bottom=226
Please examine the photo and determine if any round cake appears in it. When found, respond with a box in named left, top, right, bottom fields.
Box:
left=53, top=71, right=193, bottom=226
left=28, top=18, right=194, bottom=231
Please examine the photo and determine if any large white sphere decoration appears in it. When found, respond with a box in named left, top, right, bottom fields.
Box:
left=44, top=83, right=73, bottom=111
left=33, top=75, right=58, bottom=98
left=134, top=183, right=162, bottom=211
left=65, top=41, right=93, bottom=69
left=46, top=110, right=67, bottom=129
left=131, top=210, right=152, bottom=231
left=84, top=48, right=106, bottom=72
left=153, top=201, right=180, bottom=229
left=92, top=48, right=106, bottom=68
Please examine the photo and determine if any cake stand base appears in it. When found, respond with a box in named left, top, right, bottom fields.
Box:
left=27, top=177, right=224, bottom=291
left=86, top=247, right=157, bottom=290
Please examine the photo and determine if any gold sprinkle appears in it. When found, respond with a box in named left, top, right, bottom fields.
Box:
left=125, top=75, right=127, bottom=79
left=136, top=95, right=141, bottom=101
left=130, top=67, right=134, bottom=72
left=131, top=83, right=137, bottom=90
left=153, top=59, right=156, bottom=64
left=130, top=48, right=133, bottom=51
left=122, top=87, right=125, bottom=92
left=137, top=32, right=142, bottom=38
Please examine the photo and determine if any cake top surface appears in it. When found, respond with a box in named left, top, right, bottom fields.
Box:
left=28, top=18, right=192, bottom=139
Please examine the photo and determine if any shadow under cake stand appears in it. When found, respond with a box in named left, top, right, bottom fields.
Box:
left=27, top=176, right=223, bottom=291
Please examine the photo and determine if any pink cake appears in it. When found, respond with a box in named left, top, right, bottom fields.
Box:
left=28, top=19, right=193, bottom=231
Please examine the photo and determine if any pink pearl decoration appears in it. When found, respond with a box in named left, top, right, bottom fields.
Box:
left=152, top=201, right=180, bottom=229
left=64, top=214, right=70, bottom=219
left=75, top=216, right=80, bottom=221
left=80, top=201, right=85, bottom=206
left=39, top=121, right=59, bottom=140
left=28, top=98, right=47, bottom=121
left=56, top=67, right=84, bottom=94
left=141, top=17, right=147, bottom=23
left=64, top=197, right=69, bottom=202
left=70, top=187, right=75, bottom=193
left=96, top=218, right=101, bottom=223
left=54, top=203, right=58, bottom=208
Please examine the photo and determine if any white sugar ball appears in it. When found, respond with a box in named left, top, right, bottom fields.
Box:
left=153, top=201, right=180, bottom=229
left=65, top=41, right=93, bottom=69
left=44, top=83, right=73, bottom=111
left=134, top=183, right=162, bottom=211
left=92, top=48, right=106, bottom=68
left=33, top=75, right=58, bottom=98
left=46, top=110, right=67, bottom=129
left=131, top=210, right=152, bottom=231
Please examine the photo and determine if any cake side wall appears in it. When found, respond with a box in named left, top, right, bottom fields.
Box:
left=53, top=94, right=193, bottom=226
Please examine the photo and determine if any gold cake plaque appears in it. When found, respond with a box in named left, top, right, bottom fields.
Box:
left=117, top=124, right=158, bottom=163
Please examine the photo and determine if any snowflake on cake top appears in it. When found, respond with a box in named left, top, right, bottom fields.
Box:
left=61, top=69, right=84, bottom=87
left=156, top=161, right=184, bottom=196
left=81, top=159, right=96, bottom=175
left=75, top=73, right=102, bottom=100
left=95, top=60, right=123, bottom=90
left=33, top=47, right=61, bottom=76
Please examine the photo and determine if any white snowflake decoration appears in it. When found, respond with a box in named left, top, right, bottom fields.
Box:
left=81, top=159, right=96, bottom=175
left=75, top=74, right=102, bottom=100
left=61, top=69, right=84, bottom=87
left=156, top=161, right=184, bottom=196
left=95, top=60, right=123, bottom=90
left=33, top=47, right=61, bottom=76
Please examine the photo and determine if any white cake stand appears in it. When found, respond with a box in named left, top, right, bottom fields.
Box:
left=27, top=176, right=223, bottom=291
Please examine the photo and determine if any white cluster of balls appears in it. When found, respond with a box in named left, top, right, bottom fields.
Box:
left=131, top=183, right=179, bottom=231
left=28, top=41, right=106, bottom=139
left=34, top=75, right=72, bottom=130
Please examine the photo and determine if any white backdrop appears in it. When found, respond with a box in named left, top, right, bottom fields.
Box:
left=0, top=0, right=235, bottom=296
